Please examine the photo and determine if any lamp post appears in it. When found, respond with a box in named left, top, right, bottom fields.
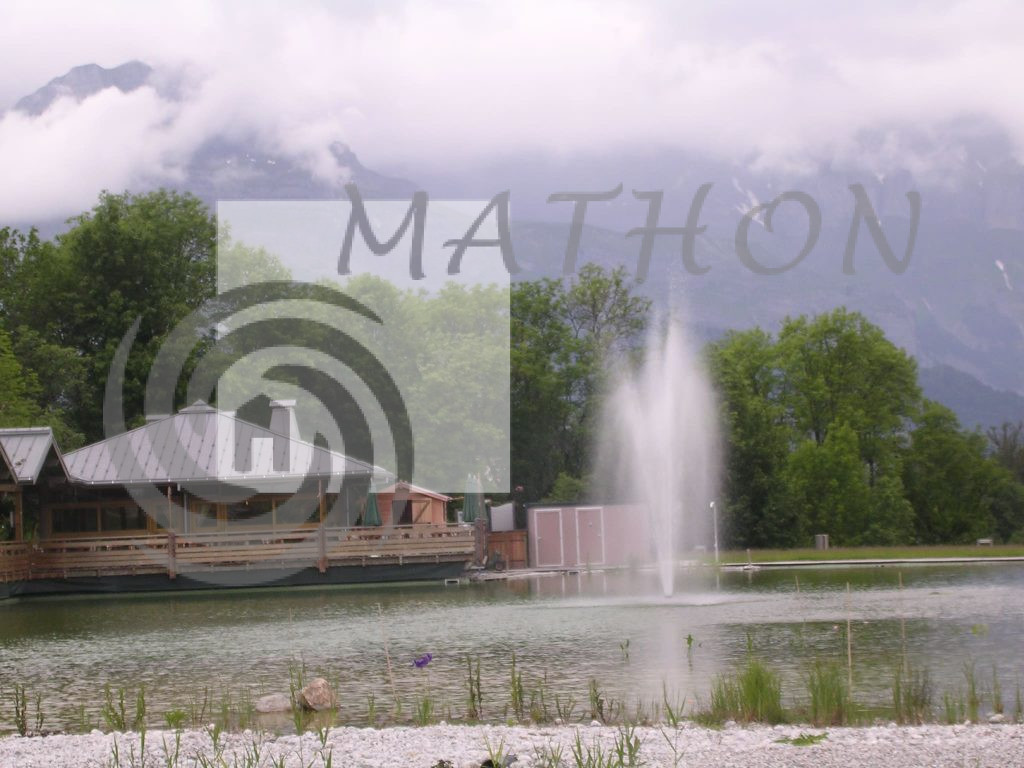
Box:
left=710, top=501, right=719, bottom=564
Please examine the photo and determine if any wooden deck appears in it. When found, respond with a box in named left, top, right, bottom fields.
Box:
left=0, top=524, right=477, bottom=583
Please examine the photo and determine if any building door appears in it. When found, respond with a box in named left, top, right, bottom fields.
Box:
left=532, top=508, right=563, bottom=567
left=575, top=506, right=605, bottom=566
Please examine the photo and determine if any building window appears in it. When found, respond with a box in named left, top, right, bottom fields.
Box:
left=190, top=500, right=219, bottom=530
left=100, top=505, right=148, bottom=532
left=51, top=507, right=99, bottom=534
left=273, top=496, right=319, bottom=527
left=226, top=498, right=273, bottom=525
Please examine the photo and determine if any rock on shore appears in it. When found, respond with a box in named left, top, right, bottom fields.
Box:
left=1, top=722, right=1023, bottom=767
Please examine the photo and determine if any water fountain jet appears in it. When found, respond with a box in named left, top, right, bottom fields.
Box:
left=601, top=316, right=719, bottom=596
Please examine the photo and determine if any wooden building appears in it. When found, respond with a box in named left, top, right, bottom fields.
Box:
left=0, top=400, right=477, bottom=597
left=375, top=482, right=451, bottom=526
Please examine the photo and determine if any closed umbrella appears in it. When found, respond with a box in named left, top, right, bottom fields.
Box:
left=462, top=474, right=483, bottom=523
left=364, top=488, right=381, bottom=526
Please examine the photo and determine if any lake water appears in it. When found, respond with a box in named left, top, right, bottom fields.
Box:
left=1, top=563, right=1022, bottom=731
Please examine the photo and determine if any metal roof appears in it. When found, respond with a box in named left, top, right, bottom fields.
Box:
left=378, top=481, right=452, bottom=502
left=0, top=442, right=15, bottom=482
left=63, top=401, right=381, bottom=488
left=0, top=427, right=63, bottom=484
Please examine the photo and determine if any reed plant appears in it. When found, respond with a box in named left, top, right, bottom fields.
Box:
left=707, top=656, right=785, bottom=724
left=73, top=702, right=95, bottom=733
left=236, top=688, right=255, bottom=731
left=991, top=665, right=1003, bottom=715
left=365, top=692, right=377, bottom=727
left=658, top=726, right=686, bottom=768
left=187, top=687, right=210, bottom=728
left=588, top=679, right=606, bottom=723
left=163, top=708, right=187, bottom=731
left=509, top=651, right=525, bottom=721
left=806, top=661, right=850, bottom=726
left=661, top=683, right=685, bottom=727
left=101, top=685, right=128, bottom=732
left=483, top=735, right=508, bottom=768
left=134, top=686, right=147, bottom=732
left=527, top=672, right=551, bottom=723
left=532, top=741, right=564, bottom=768
left=964, top=662, right=980, bottom=722
left=12, top=683, right=28, bottom=736
left=414, top=694, right=434, bottom=726
left=612, top=725, right=643, bottom=767
left=942, top=690, right=965, bottom=725
left=160, top=730, right=182, bottom=768
left=892, top=665, right=931, bottom=724
left=555, top=692, right=578, bottom=724
left=465, top=655, right=483, bottom=721
left=568, top=727, right=643, bottom=768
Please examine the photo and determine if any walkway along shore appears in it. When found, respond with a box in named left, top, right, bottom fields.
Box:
left=1, top=722, right=1023, bottom=768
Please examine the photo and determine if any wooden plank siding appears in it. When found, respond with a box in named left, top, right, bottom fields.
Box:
left=486, top=530, right=528, bottom=569
left=0, top=525, right=476, bottom=582
left=0, top=541, right=30, bottom=582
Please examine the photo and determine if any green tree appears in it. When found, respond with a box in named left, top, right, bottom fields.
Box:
left=559, top=265, right=651, bottom=481
left=862, top=467, right=916, bottom=545
left=0, top=324, right=40, bottom=427
left=903, top=401, right=1001, bottom=543
left=510, top=279, right=575, bottom=500
left=4, top=190, right=216, bottom=440
left=707, top=328, right=790, bottom=548
left=987, top=421, right=1024, bottom=483
left=782, top=422, right=871, bottom=545
left=777, top=308, right=920, bottom=482
left=510, top=265, right=650, bottom=502
left=545, top=472, right=586, bottom=503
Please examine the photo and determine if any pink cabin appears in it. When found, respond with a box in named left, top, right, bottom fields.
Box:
left=527, top=504, right=652, bottom=568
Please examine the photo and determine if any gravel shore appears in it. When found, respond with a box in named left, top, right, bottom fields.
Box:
left=2, top=722, right=1023, bottom=768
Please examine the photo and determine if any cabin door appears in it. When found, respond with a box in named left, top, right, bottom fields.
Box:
left=532, top=508, right=563, bottom=567
left=575, top=506, right=605, bottom=566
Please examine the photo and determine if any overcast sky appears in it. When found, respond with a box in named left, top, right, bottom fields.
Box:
left=1, top=0, right=1022, bottom=222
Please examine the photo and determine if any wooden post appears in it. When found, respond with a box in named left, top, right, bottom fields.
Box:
left=898, top=571, right=907, bottom=673
left=318, top=479, right=326, bottom=523
left=317, top=522, right=327, bottom=573
left=845, top=582, right=853, bottom=693
left=473, top=516, right=487, bottom=567
left=167, top=530, right=177, bottom=580
left=317, top=479, right=328, bottom=573
left=13, top=491, right=23, bottom=542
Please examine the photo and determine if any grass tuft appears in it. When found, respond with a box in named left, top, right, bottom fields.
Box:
left=806, top=661, right=851, bottom=726
left=775, top=732, right=828, bottom=746
left=892, top=665, right=931, bottom=724
left=707, top=656, right=786, bottom=724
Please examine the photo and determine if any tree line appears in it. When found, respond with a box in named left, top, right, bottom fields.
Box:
left=2, top=189, right=1023, bottom=546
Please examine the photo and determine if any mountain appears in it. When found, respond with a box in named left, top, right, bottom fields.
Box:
left=5, top=61, right=418, bottom=235
left=919, top=365, right=1024, bottom=431
left=7, top=62, right=1024, bottom=416
left=13, top=61, right=154, bottom=116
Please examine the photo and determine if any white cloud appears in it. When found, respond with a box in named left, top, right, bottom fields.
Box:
left=1, top=0, right=1023, bottom=221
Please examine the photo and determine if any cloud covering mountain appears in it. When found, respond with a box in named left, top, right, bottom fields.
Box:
left=4, top=0, right=1024, bottom=223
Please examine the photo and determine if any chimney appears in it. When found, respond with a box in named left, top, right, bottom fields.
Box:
left=269, top=400, right=298, bottom=472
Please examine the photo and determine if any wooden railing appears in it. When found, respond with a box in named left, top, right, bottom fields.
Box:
left=0, top=541, right=30, bottom=582
left=0, top=524, right=478, bottom=583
